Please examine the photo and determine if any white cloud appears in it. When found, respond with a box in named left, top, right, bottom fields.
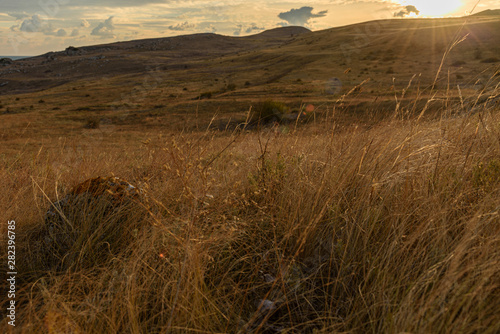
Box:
left=20, top=14, right=54, bottom=34
left=81, top=19, right=90, bottom=28
left=91, top=16, right=116, bottom=38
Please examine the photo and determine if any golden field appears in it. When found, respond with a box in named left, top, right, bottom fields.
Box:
left=1, top=12, right=499, bottom=333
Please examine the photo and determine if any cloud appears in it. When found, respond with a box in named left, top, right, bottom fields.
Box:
left=167, top=21, right=195, bottom=31
left=19, top=14, right=54, bottom=34
left=91, top=16, right=115, bottom=38
left=8, top=13, right=29, bottom=20
left=233, top=24, right=243, bottom=36
left=278, top=6, right=327, bottom=26
left=81, top=19, right=90, bottom=28
left=71, top=29, right=79, bottom=37
left=245, top=23, right=265, bottom=34
left=205, top=24, right=216, bottom=33
left=56, top=28, right=67, bottom=37
left=394, top=5, right=420, bottom=17
left=17, top=15, right=69, bottom=37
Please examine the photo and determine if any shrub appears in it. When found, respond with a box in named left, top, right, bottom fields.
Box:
left=84, top=117, right=100, bottom=129
left=252, top=100, right=289, bottom=124
left=199, top=91, right=212, bottom=99
left=386, top=67, right=394, bottom=74
left=226, top=83, right=236, bottom=91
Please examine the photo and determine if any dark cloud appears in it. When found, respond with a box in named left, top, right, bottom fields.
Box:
left=71, top=29, right=79, bottom=37
left=91, top=16, right=115, bottom=38
left=278, top=6, right=327, bottom=26
left=245, top=23, right=265, bottom=34
left=394, top=5, right=420, bottom=17
left=167, top=21, right=195, bottom=31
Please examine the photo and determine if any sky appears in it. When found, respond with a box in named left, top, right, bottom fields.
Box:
left=0, top=0, right=497, bottom=56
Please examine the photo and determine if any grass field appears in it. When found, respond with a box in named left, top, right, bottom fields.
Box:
left=1, top=15, right=500, bottom=334
left=1, top=76, right=500, bottom=332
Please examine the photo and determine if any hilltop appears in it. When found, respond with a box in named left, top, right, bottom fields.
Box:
left=470, top=9, right=500, bottom=17
left=0, top=15, right=498, bottom=136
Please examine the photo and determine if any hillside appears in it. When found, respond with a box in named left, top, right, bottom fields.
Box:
left=1, top=13, right=500, bottom=334
left=0, top=16, right=498, bottom=139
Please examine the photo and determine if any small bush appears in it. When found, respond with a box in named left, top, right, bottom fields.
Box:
left=39, top=99, right=45, bottom=103
left=226, top=83, right=236, bottom=91
left=199, top=91, right=212, bottom=99
left=84, top=117, right=100, bottom=129
left=386, top=67, right=394, bottom=74
left=252, top=100, right=289, bottom=124
left=456, top=74, right=464, bottom=80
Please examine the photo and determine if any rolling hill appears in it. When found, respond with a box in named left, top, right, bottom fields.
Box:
left=0, top=14, right=498, bottom=131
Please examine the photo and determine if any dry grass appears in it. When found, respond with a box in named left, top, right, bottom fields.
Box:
left=1, top=74, right=499, bottom=333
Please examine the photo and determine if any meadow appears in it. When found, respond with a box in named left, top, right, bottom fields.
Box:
left=1, top=15, right=500, bottom=334
left=1, top=76, right=499, bottom=333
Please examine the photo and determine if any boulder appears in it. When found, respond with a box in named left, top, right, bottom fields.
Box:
left=64, top=46, right=81, bottom=56
left=0, top=58, right=13, bottom=65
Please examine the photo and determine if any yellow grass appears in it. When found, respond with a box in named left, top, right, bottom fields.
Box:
left=1, top=77, right=499, bottom=333
left=1, top=17, right=500, bottom=331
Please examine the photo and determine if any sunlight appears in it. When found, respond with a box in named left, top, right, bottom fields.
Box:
left=400, top=0, right=464, bottom=17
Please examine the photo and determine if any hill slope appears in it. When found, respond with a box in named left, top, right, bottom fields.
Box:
left=0, top=17, right=498, bottom=121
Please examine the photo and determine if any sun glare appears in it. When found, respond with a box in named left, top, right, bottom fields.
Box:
left=400, top=0, right=464, bottom=17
